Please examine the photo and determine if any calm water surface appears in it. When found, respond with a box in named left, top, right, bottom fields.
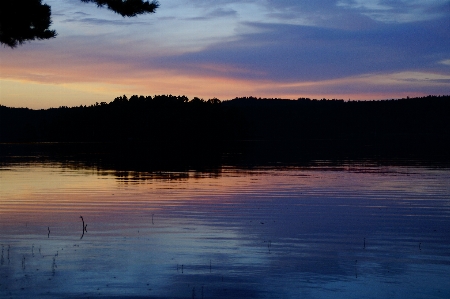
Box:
left=1, top=162, right=449, bottom=298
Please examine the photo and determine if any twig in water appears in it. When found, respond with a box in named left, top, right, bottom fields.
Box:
left=52, top=257, right=57, bottom=275
left=48, top=227, right=50, bottom=238
left=80, top=216, right=87, bottom=232
left=80, top=216, right=87, bottom=239
left=152, top=214, right=154, bottom=225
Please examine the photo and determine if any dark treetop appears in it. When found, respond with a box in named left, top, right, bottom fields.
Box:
left=0, top=0, right=159, bottom=48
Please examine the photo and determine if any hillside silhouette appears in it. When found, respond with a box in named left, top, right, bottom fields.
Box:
left=1, top=95, right=449, bottom=168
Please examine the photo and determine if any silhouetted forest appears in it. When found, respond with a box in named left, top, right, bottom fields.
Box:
left=1, top=95, right=449, bottom=169
left=2, top=94, right=449, bottom=143
left=223, top=95, right=450, bottom=145
left=0, top=95, right=245, bottom=143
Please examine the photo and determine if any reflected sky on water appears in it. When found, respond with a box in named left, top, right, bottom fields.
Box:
left=1, top=162, right=450, bottom=298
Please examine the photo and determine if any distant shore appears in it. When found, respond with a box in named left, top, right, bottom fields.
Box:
left=1, top=95, right=449, bottom=144
left=1, top=95, right=449, bottom=170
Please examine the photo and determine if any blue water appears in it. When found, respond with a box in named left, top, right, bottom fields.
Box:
left=1, top=162, right=449, bottom=298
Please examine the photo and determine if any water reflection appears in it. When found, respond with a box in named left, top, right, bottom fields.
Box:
left=1, top=158, right=450, bottom=298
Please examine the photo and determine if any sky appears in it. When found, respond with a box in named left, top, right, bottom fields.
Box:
left=1, top=0, right=450, bottom=109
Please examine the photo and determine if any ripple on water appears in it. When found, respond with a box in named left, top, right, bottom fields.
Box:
left=0, top=163, right=449, bottom=298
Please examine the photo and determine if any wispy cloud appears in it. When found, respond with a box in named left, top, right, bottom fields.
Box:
left=62, top=17, right=144, bottom=26
left=187, top=8, right=238, bottom=20
left=337, top=0, right=450, bottom=23
left=150, top=18, right=450, bottom=82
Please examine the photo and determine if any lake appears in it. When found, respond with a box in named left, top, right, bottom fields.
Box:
left=1, top=154, right=450, bottom=298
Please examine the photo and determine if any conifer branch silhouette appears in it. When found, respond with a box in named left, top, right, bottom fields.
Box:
left=0, top=0, right=159, bottom=48
left=0, top=0, right=56, bottom=48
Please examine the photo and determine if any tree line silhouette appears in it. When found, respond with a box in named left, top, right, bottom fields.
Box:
left=0, top=94, right=244, bottom=143
left=1, top=95, right=449, bottom=168
left=1, top=95, right=449, bottom=157
left=223, top=95, right=450, bottom=144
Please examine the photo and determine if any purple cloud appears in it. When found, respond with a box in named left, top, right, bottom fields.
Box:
left=147, top=17, right=449, bottom=82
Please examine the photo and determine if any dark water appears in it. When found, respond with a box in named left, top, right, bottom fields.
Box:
left=1, top=160, right=450, bottom=298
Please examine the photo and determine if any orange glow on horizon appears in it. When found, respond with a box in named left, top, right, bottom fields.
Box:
left=1, top=47, right=448, bottom=109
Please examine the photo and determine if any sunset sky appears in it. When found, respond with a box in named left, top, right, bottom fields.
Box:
left=1, top=0, right=449, bottom=109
